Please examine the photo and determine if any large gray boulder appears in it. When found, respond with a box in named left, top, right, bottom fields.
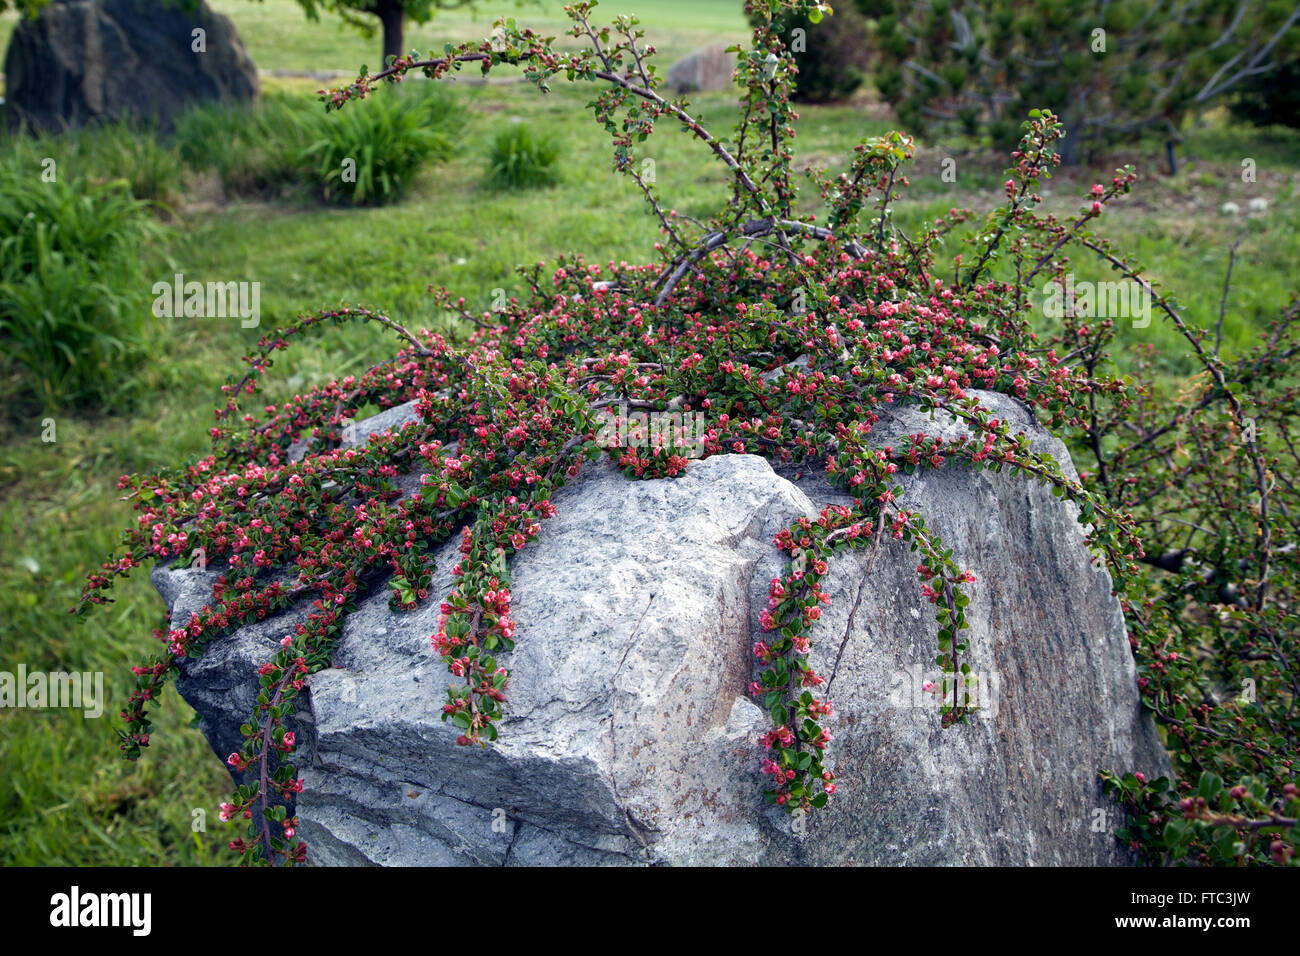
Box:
left=154, top=389, right=1170, bottom=865
left=4, top=0, right=258, bottom=133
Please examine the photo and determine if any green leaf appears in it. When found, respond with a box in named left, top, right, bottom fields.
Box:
left=1197, top=771, right=1223, bottom=800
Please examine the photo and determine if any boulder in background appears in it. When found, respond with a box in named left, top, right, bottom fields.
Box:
left=4, top=0, right=258, bottom=132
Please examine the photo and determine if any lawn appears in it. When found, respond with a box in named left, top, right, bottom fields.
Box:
left=1, top=0, right=1298, bottom=865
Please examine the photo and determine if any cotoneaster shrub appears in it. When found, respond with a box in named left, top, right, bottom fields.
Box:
left=79, top=1, right=1297, bottom=866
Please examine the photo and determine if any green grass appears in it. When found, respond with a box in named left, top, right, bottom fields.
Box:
left=0, top=415, right=233, bottom=865
left=208, top=0, right=747, bottom=73
left=1, top=0, right=1298, bottom=866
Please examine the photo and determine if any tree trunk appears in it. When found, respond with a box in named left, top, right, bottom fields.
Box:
left=1058, top=92, right=1087, bottom=166
left=376, top=0, right=405, bottom=65
left=1057, top=126, right=1082, bottom=167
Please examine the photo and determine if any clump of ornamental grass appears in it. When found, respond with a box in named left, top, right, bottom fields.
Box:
left=0, top=154, right=161, bottom=411
left=485, top=122, right=561, bottom=190
left=173, top=86, right=456, bottom=205
left=78, top=0, right=1298, bottom=867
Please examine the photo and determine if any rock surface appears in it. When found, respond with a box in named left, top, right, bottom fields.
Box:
left=665, top=44, right=737, bottom=94
left=155, top=389, right=1171, bottom=865
left=4, top=0, right=258, bottom=133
